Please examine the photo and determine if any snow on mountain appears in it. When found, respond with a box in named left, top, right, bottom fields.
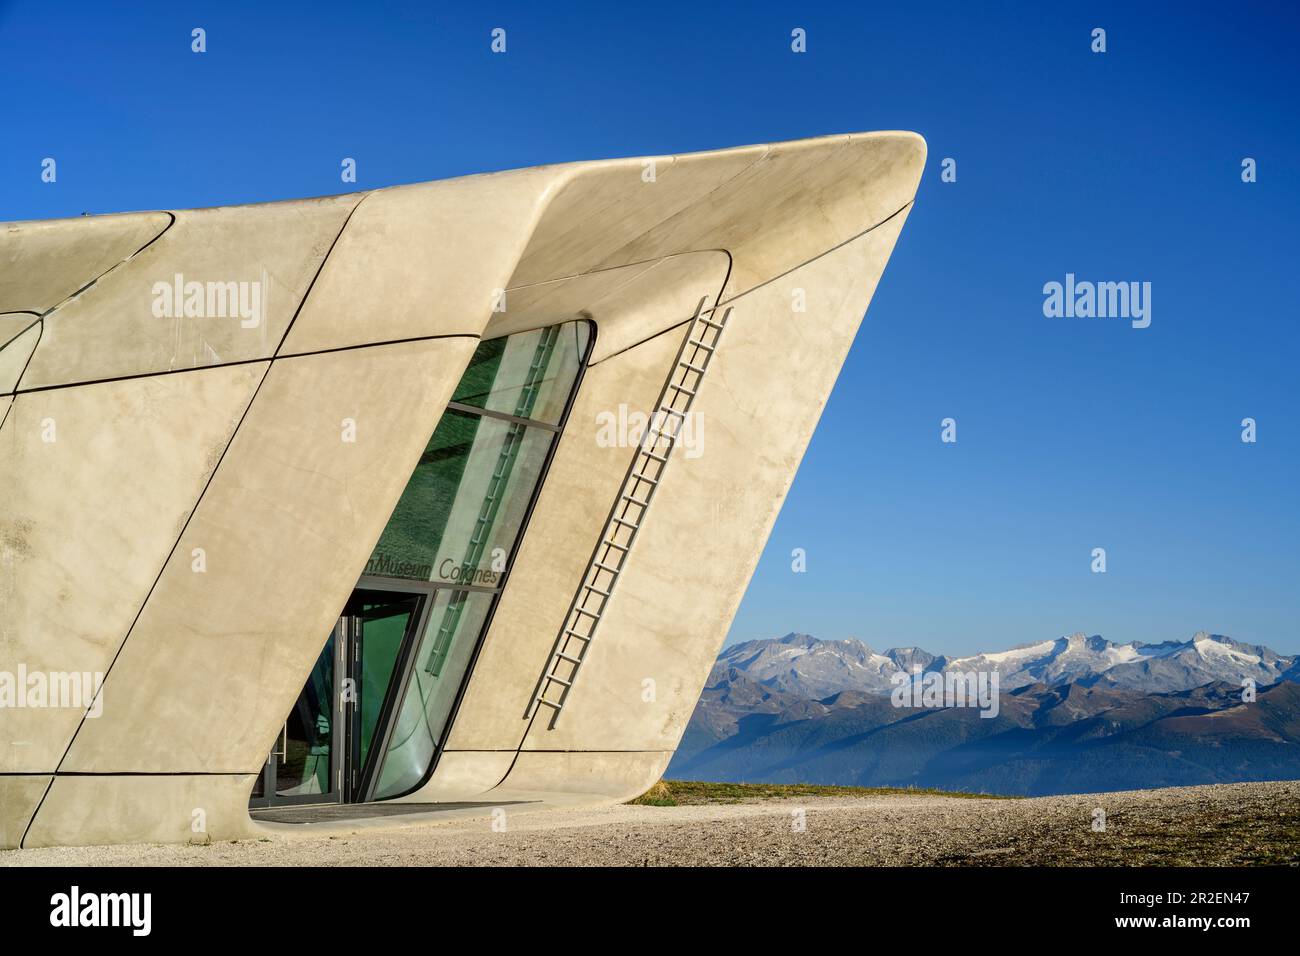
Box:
left=714, top=633, right=901, bottom=698
left=1089, top=631, right=1292, bottom=693
left=715, top=631, right=1296, bottom=697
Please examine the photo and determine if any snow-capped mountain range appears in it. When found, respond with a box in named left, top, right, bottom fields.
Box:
left=714, top=631, right=1298, bottom=697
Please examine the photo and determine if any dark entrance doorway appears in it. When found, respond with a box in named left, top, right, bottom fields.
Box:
left=249, top=589, right=424, bottom=808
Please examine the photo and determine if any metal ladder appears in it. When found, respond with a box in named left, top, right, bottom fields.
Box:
left=527, top=297, right=732, bottom=727
left=425, top=326, right=560, bottom=677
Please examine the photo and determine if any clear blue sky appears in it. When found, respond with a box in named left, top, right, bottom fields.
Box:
left=3, top=1, right=1296, bottom=655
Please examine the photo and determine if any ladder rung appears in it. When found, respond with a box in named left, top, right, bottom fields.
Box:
left=563, top=629, right=591, bottom=642
left=593, top=560, right=622, bottom=575
left=698, top=315, right=725, bottom=330
left=556, top=650, right=582, bottom=664
left=573, top=606, right=600, bottom=619
left=545, top=673, right=573, bottom=688
left=534, top=696, right=562, bottom=709
left=668, top=382, right=697, bottom=397
left=687, top=338, right=714, bottom=352
left=654, top=421, right=684, bottom=440
left=640, top=447, right=669, bottom=463
left=682, top=359, right=707, bottom=373
left=611, top=515, right=638, bottom=530
left=631, top=471, right=658, bottom=487
left=603, top=539, right=630, bottom=552
left=585, top=580, right=612, bottom=597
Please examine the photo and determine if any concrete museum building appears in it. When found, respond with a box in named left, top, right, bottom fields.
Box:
left=0, top=131, right=925, bottom=847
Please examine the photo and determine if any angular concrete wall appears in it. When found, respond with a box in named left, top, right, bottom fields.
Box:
left=0, top=131, right=924, bottom=846
left=1, top=363, right=266, bottom=773
left=0, top=211, right=170, bottom=315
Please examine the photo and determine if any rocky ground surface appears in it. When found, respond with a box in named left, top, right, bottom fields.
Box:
left=4, top=780, right=1297, bottom=866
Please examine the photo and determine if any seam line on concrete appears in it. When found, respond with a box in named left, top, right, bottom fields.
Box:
left=588, top=250, right=734, bottom=368
left=12, top=210, right=177, bottom=405
left=18, top=778, right=54, bottom=848
left=716, top=200, right=915, bottom=309
left=504, top=251, right=716, bottom=293
left=32, top=211, right=177, bottom=322
left=0, top=319, right=42, bottom=432
left=42, top=771, right=259, bottom=777
left=270, top=192, right=370, bottom=358
left=510, top=146, right=770, bottom=289
left=585, top=201, right=913, bottom=369
left=0, top=312, right=42, bottom=352
left=10, top=210, right=177, bottom=394
left=595, top=144, right=774, bottom=268
left=9, top=332, right=483, bottom=396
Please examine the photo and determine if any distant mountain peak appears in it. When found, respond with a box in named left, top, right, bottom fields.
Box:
left=717, top=631, right=1294, bottom=698
left=774, top=632, right=818, bottom=645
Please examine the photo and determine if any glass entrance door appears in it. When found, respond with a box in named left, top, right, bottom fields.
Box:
left=343, top=591, right=422, bottom=801
left=250, top=589, right=424, bottom=808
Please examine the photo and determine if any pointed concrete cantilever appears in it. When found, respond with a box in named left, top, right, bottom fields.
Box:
left=0, top=131, right=924, bottom=847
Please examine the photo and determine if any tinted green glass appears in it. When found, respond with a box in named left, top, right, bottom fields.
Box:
left=451, top=322, right=590, bottom=425
left=372, top=589, right=494, bottom=799
left=365, top=411, right=551, bottom=584
left=356, top=598, right=417, bottom=770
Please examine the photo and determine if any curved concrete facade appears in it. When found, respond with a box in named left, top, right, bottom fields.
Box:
left=0, top=131, right=924, bottom=847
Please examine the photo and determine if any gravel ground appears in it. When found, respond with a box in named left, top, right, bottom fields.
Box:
left=4, top=780, right=1297, bottom=866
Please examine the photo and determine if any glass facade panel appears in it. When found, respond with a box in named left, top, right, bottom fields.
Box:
left=451, top=322, right=590, bottom=425
left=371, top=590, right=495, bottom=799
left=353, top=319, right=589, bottom=801
left=354, top=595, right=420, bottom=771
left=365, top=411, right=552, bottom=585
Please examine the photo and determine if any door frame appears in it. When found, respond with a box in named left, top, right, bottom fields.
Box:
left=249, top=619, right=347, bottom=809
left=252, top=578, right=501, bottom=809
left=345, top=584, right=429, bottom=802
left=250, top=584, right=431, bottom=808
left=352, top=576, right=499, bottom=802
